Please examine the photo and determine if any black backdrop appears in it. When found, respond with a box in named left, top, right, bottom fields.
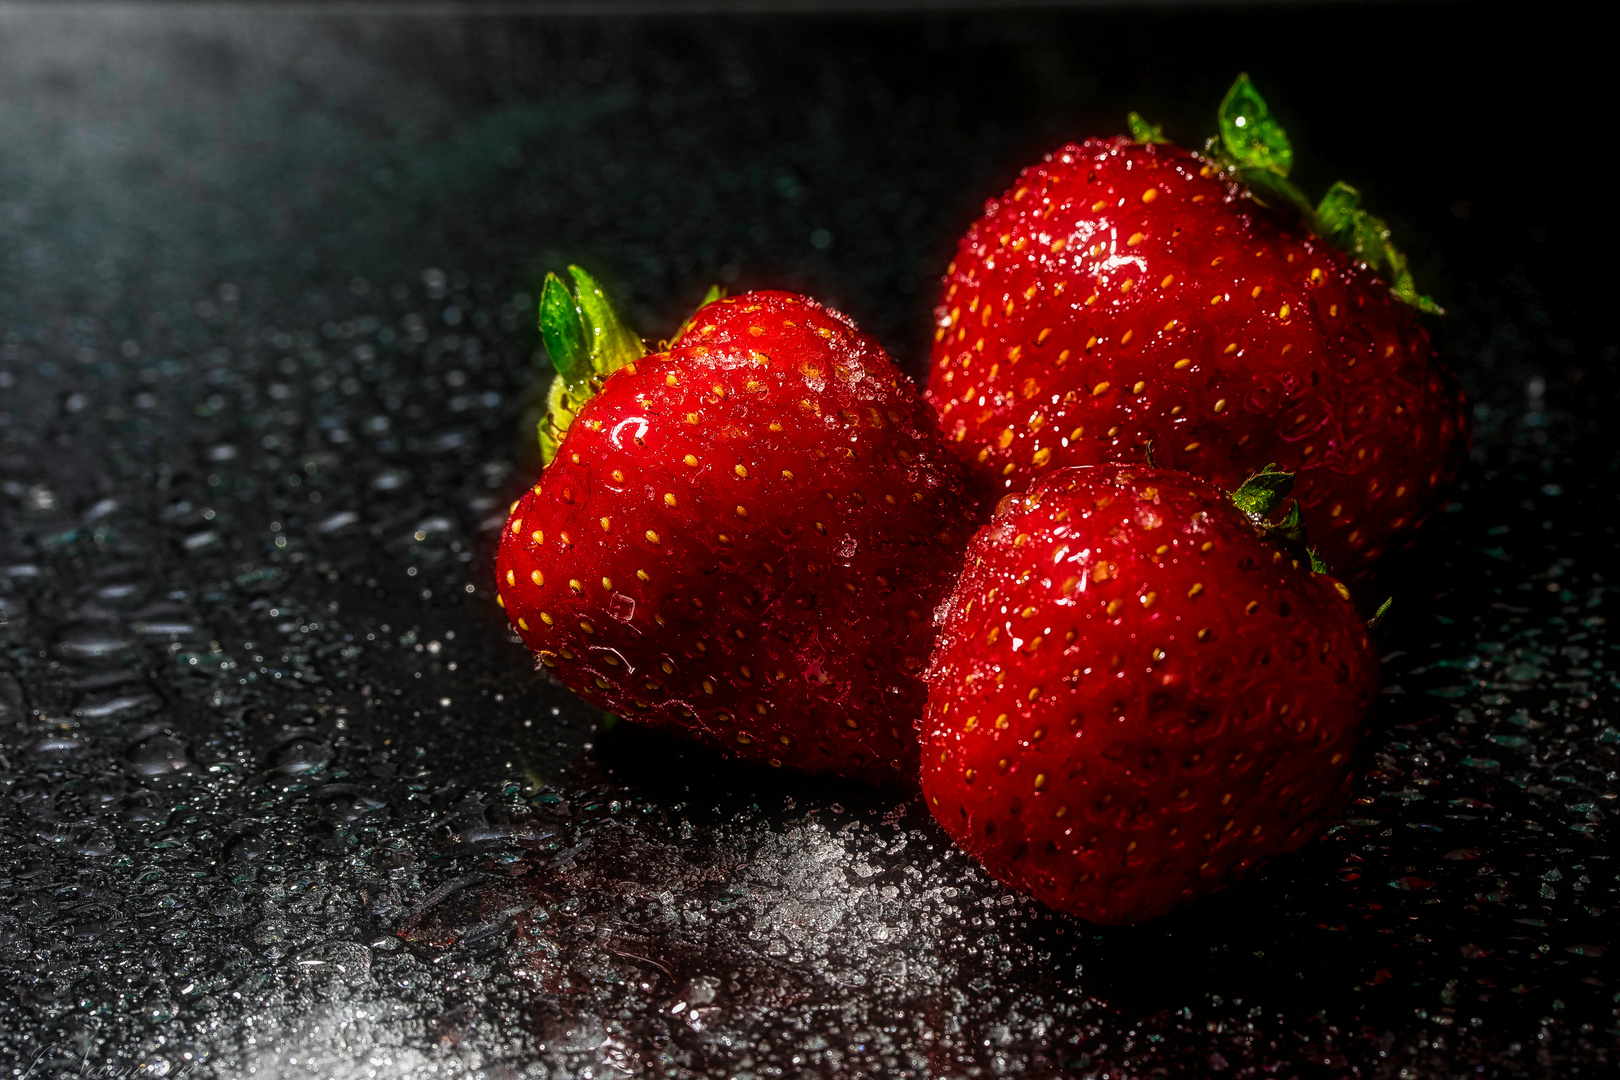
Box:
left=1, top=4, right=1615, bottom=1077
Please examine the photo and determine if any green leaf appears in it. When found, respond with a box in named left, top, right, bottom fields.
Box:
left=538, top=272, right=591, bottom=394
left=535, top=267, right=645, bottom=463
left=1208, top=77, right=1313, bottom=228
left=1385, top=254, right=1445, bottom=315
left=1268, top=499, right=1308, bottom=549
left=1315, top=182, right=1385, bottom=261
left=1229, top=463, right=1294, bottom=520
left=1218, top=74, right=1292, bottom=176
left=698, top=283, right=726, bottom=307
left=1368, top=596, right=1395, bottom=630
left=1315, top=180, right=1362, bottom=239
left=1127, top=111, right=1166, bottom=145
left=1406, top=288, right=1444, bottom=316
left=1230, top=464, right=1326, bottom=567
left=538, top=373, right=580, bottom=467
left=1315, top=182, right=1445, bottom=316
left=566, top=265, right=646, bottom=378
left=1203, top=78, right=1442, bottom=316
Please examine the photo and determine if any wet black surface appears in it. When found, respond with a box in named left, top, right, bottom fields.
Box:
left=1, top=6, right=1615, bottom=1078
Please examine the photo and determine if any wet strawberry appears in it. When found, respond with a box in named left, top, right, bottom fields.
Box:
left=927, top=76, right=1467, bottom=581
left=497, top=273, right=976, bottom=784
left=919, top=463, right=1378, bottom=924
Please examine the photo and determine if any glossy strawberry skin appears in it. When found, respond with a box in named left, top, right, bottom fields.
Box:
left=497, top=291, right=977, bottom=785
left=919, top=465, right=1379, bottom=924
left=927, top=136, right=1468, bottom=580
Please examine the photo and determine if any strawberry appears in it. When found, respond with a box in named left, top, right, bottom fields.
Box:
left=926, top=76, right=1467, bottom=581
left=919, top=463, right=1378, bottom=924
left=497, top=270, right=976, bottom=784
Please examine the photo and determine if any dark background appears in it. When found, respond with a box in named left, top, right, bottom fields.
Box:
left=1, top=4, right=1615, bottom=1077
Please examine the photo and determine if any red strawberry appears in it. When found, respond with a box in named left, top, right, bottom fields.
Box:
left=497, top=272, right=976, bottom=784
left=927, top=76, right=1467, bottom=581
left=919, top=463, right=1378, bottom=924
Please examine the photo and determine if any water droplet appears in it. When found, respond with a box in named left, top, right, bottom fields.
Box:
left=315, top=510, right=360, bottom=533
left=124, top=735, right=191, bottom=778
left=56, top=627, right=135, bottom=660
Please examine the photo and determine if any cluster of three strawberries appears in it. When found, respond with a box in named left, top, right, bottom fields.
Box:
left=494, top=78, right=1468, bottom=926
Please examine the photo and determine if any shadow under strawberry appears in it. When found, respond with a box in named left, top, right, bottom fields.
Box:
left=586, top=714, right=913, bottom=821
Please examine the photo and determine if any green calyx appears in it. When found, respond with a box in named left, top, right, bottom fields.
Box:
left=1218, top=74, right=1293, bottom=176
left=1315, top=181, right=1441, bottom=314
left=537, top=266, right=647, bottom=466
left=1214, top=75, right=1442, bottom=315
left=1229, top=464, right=1328, bottom=574
left=1134, top=74, right=1441, bottom=315
left=1127, top=111, right=1166, bottom=145
left=1229, top=462, right=1295, bottom=519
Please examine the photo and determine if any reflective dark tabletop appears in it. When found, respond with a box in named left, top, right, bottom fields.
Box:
left=1, top=6, right=1614, bottom=1077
